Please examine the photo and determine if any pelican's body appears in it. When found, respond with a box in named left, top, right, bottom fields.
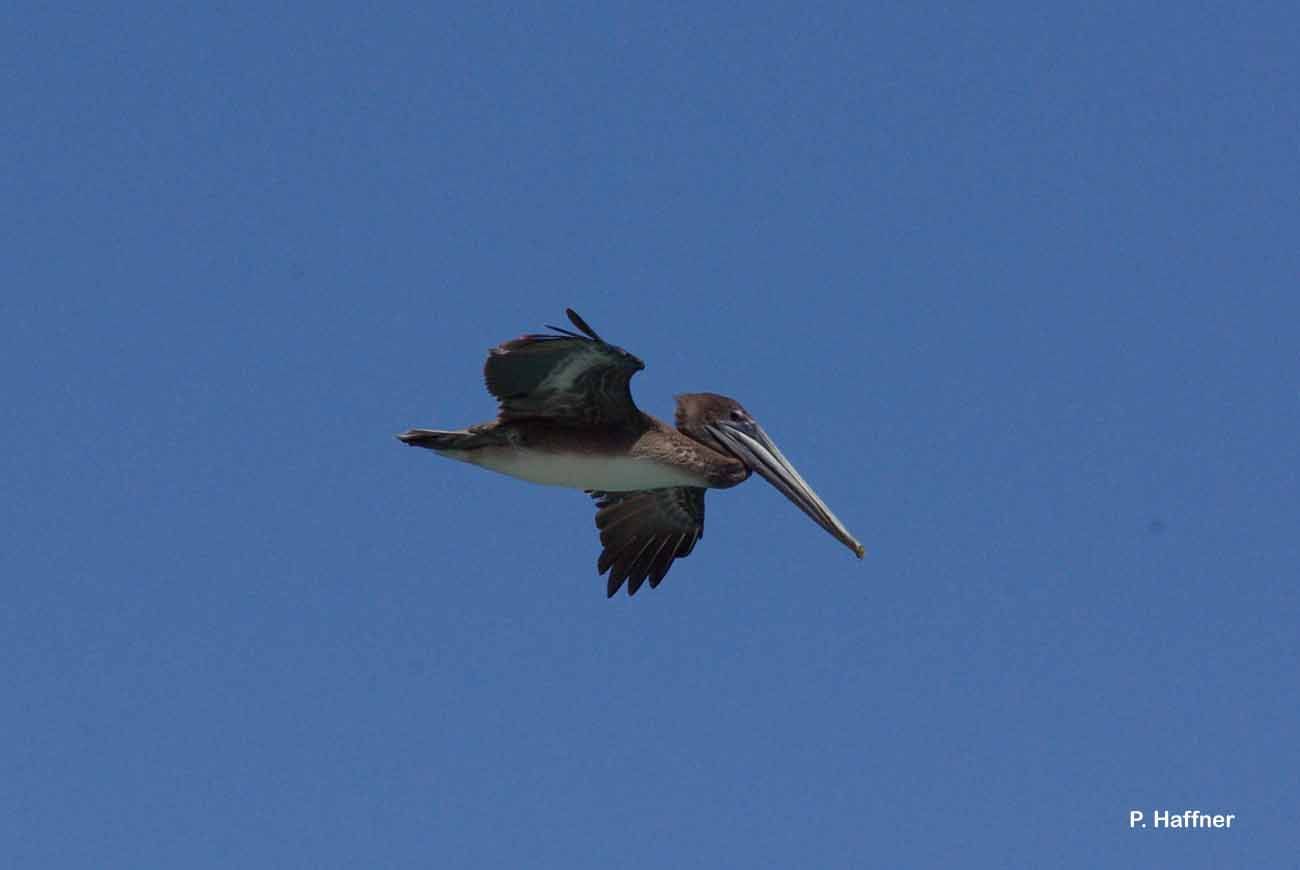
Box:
left=465, top=446, right=712, bottom=492
left=434, top=415, right=742, bottom=491
left=399, top=309, right=864, bottom=597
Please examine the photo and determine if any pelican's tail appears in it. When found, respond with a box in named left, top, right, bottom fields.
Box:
left=396, top=425, right=508, bottom=452
left=396, top=428, right=472, bottom=450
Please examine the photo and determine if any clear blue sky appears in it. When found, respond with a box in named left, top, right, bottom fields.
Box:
left=4, top=4, right=1297, bottom=867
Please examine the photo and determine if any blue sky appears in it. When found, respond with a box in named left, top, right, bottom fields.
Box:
left=4, top=4, right=1298, bottom=867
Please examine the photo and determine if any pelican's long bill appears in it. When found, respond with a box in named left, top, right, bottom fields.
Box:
left=707, top=421, right=865, bottom=559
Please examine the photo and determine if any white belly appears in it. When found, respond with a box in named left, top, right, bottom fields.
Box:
left=442, top=447, right=708, bottom=491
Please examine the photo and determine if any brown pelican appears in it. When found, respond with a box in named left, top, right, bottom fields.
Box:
left=398, top=309, right=864, bottom=596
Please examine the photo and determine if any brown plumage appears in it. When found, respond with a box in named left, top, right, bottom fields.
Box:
left=398, top=309, right=865, bottom=597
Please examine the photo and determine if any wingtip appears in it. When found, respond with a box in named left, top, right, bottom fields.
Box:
left=564, top=308, right=603, bottom=342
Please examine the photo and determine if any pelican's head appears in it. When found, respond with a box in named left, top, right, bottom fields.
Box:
left=674, top=393, right=865, bottom=558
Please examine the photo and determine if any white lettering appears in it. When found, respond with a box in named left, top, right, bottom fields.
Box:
left=1145, top=809, right=1236, bottom=829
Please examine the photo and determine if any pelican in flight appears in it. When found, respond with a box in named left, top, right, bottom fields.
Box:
left=398, top=309, right=864, bottom=596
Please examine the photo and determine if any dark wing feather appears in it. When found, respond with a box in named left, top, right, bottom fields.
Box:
left=484, top=309, right=645, bottom=425
left=590, top=488, right=706, bottom=597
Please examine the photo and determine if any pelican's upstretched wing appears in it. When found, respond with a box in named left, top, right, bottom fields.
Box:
left=483, top=308, right=645, bottom=426
left=589, top=487, right=706, bottom=597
